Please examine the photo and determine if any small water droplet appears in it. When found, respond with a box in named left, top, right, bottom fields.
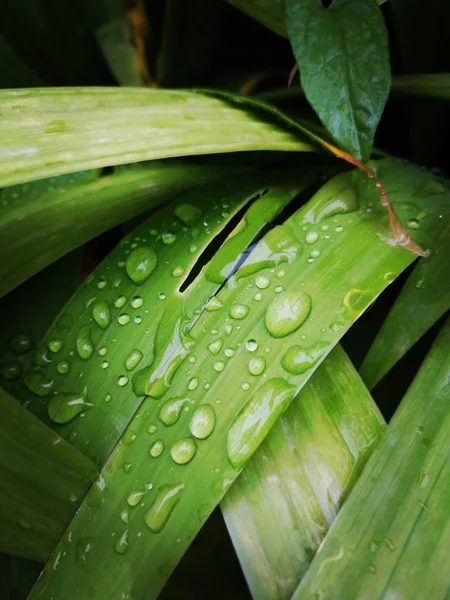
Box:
left=335, top=225, right=343, bottom=232
left=118, top=314, right=130, bottom=325
left=101, top=361, right=109, bottom=369
left=126, top=247, right=157, bottom=285
left=189, top=244, right=198, bottom=254
left=105, top=393, right=112, bottom=403
left=97, top=277, right=107, bottom=289
left=92, top=300, right=111, bottom=330
left=158, top=397, right=188, bottom=426
left=148, top=424, right=158, bottom=434
left=214, top=361, right=225, bottom=372
left=241, top=382, right=251, bottom=391
left=114, top=530, right=129, bottom=554
left=248, top=357, right=266, bottom=376
left=245, top=339, right=258, bottom=352
left=255, top=275, right=270, bottom=289
left=126, top=349, right=143, bottom=372
left=305, top=231, right=319, bottom=244
left=24, top=371, right=54, bottom=397
left=206, top=297, right=224, bottom=312
left=224, top=324, right=233, bottom=336
left=253, top=292, right=263, bottom=301
left=188, top=377, right=199, bottom=391
left=190, top=405, right=216, bottom=440
left=208, top=338, right=223, bottom=355
left=170, top=437, right=197, bottom=464
left=150, top=440, right=165, bottom=457
left=144, top=483, right=184, bottom=532
left=112, top=277, right=122, bottom=289
left=224, top=347, right=235, bottom=358
left=34, top=344, right=52, bottom=366
left=120, top=509, right=129, bottom=523
left=158, top=293, right=166, bottom=300
left=123, top=463, right=132, bottom=473
left=127, top=491, right=145, bottom=507
left=172, top=266, right=185, bottom=277
left=48, top=339, right=63, bottom=353
left=117, top=375, right=129, bottom=387
left=383, top=537, right=396, bottom=552
left=98, top=346, right=108, bottom=356
left=229, top=304, right=249, bottom=320
left=48, top=388, right=91, bottom=424
left=310, top=249, right=321, bottom=258
left=114, top=296, right=127, bottom=309
left=77, top=325, right=95, bottom=360
left=161, top=232, right=177, bottom=245
left=274, top=285, right=283, bottom=293
left=56, top=359, right=70, bottom=374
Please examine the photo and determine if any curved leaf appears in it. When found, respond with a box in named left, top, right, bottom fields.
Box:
left=285, top=0, right=391, bottom=161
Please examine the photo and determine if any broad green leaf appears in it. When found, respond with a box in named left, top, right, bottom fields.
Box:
left=361, top=211, right=450, bottom=389
left=0, top=387, right=98, bottom=562
left=292, top=318, right=450, bottom=600
left=285, top=0, right=391, bottom=161
left=18, top=174, right=315, bottom=464
left=0, top=87, right=318, bottom=188
left=27, top=159, right=448, bottom=600
left=222, top=344, right=385, bottom=600
left=391, top=73, right=450, bottom=100
left=0, top=251, right=82, bottom=394
left=0, top=159, right=240, bottom=297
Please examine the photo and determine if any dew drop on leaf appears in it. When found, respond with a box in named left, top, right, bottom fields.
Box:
left=265, top=291, right=312, bottom=338
left=170, top=438, right=197, bottom=464
left=189, top=405, right=215, bottom=440
left=126, top=247, right=157, bottom=285
left=144, top=483, right=184, bottom=533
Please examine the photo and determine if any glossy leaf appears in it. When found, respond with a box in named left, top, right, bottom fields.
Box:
left=0, top=387, right=98, bottom=562
left=222, top=344, right=385, bottom=600
left=26, top=159, right=448, bottom=600
left=361, top=210, right=450, bottom=389
left=292, top=318, right=450, bottom=600
left=0, top=87, right=318, bottom=188
left=285, top=0, right=391, bottom=161
left=0, top=159, right=242, bottom=297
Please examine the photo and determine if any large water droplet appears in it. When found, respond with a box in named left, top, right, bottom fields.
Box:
left=245, top=339, right=258, bottom=352
left=158, top=397, right=188, bottom=426
left=150, top=440, right=164, bottom=457
left=9, top=333, right=32, bottom=355
left=170, top=438, right=197, bottom=464
left=248, top=357, right=266, bottom=376
left=118, top=314, right=130, bottom=325
left=24, top=371, right=54, bottom=397
left=214, top=361, right=225, bottom=372
left=130, top=296, right=144, bottom=309
left=208, top=338, right=223, bottom=356
left=126, top=247, right=157, bottom=285
left=227, top=378, right=296, bottom=469
left=305, top=231, right=319, bottom=244
left=114, top=530, right=129, bottom=554
left=48, top=388, right=91, bottom=424
left=127, top=491, right=145, bottom=507
left=229, top=304, right=249, bottom=320
left=0, top=360, right=22, bottom=381
left=144, top=483, right=184, bottom=533
left=281, top=342, right=329, bottom=375
left=92, top=300, right=111, bottom=330
left=265, top=291, right=311, bottom=338
left=255, top=275, right=270, bottom=289
left=189, top=405, right=215, bottom=440
left=126, top=349, right=143, bottom=372
left=77, top=325, right=95, bottom=360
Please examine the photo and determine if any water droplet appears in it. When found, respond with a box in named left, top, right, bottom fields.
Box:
left=118, top=314, right=130, bottom=325
left=407, top=218, right=420, bottom=230
left=170, top=438, right=197, bottom=464
left=123, top=463, right=132, bottom=473
left=227, top=378, right=296, bottom=469
left=101, top=361, right=109, bottom=369
left=24, top=371, right=54, bottom=397
left=241, top=382, right=251, bottom=391
left=150, top=440, right=165, bottom=457
left=248, top=357, right=266, bottom=376
left=10, top=333, right=32, bottom=355
left=343, top=288, right=371, bottom=316
left=245, top=339, right=258, bottom=352
left=310, top=249, right=321, bottom=258
left=208, top=338, right=223, bottom=355
left=255, top=275, right=270, bottom=289
left=148, top=424, right=158, bottom=434
left=224, top=347, right=235, bottom=358
left=105, top=393, right=112, bottom=403
left=48, top=339, right=62, bottom=353
left=335, top=225, right=343, bottom=233
left=144, top=483, right=184, bottom=533
left=56, top=360, right=70, bottom=374
left=158, top=293, right=166, bottom=301
left=230, top=304, right=249, bottom=320
left=265, top=291, right=311, bottom=338
left=0, top=360, right=22, bottom=381
left=172, top=266, right=185, bottom=277
left=276, top=269, right=286, bottom=278
left=190, top=405, right=216, bottom=440
left=206, top=297, right=224, bottom=312
left=126, top=349, right=143, bottom=372
left=77, top=325, right=95, bottom=360
left=301, top=174, right=358, bottom=224
left=98, top=346, right=108, bottom=356
left=76, top=537, right=92, bottom=567
left=97, top=277, right=107, bottom=289
left=174, top=203, right=202, bottom=226
left=112, top=277, right=122, bottom=289
left=188, top=377, right=199, bottom=391
left=114, top=296, right=127, bottom=309
left=114, top=530, right=129, bottom=554
left=383, top=537, right=396, bottom=551
left=92, top=300, right=111, bottom=330
left=158, top=397, right=188, bottom=426
left=120, top=509, right=129, bottom=524
left=305, top=231, right=319, bottom=244
left=189, top=244, right=198, bottom=254
left=126, top=247, right=157, bottom=285
left=281, top=342, right=329, bottom=375
left=127, top=491, right=145, bottom=507
left=274, top=285, right=283, bottom=293
left=117, top=375, right=129, bottom=387
left=34, top=344, right=52, bottom=366
left=130, top=296, right=144, bottom=309
left=48, top=388, right=91, bottom=424
left=254, top=292, right=263, bottom=301
left=161, top=232, right=176, bottom=245
left=224, top=324, right=233, bottom=336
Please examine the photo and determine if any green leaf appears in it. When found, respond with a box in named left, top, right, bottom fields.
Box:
left=0, top=87, right=318, bottom=188
left=26, top=159, right=447, bottom=600
left=222, top=344, right=385, bottom=600
left=18, top=173, right=314, bottom=464
left=0, top=159, right=241, bottom=297
left=292, top=317, right=450, bottom=600
left=285, top=0, right=391, bottom=161
left=391, top=74, right=450, bottom=100
left=361, top=210, right=450, bottom=389
left=0, top=387, right=98, bottom=562
left=0, top=251, right=82, bottom=394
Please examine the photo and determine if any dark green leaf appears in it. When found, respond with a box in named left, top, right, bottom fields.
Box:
left=285, top=0, right=390, bottom=161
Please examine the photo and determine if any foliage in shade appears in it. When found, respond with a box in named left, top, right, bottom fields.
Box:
left=26, top=159, right=445, bottom=600
left=0, top=251, right=82, bottom=395
left=285, top=0, right=391, bottom=161
left=0, top=159, right=247, bottom=297
left=361, top=211, right=450, bottom=389
left=292, top=318, right=450, bottom=600
left=391, top=73, right=450, bottom=100
left=0, top=387, right=98, bottom=562
left=222, top=344, right=385, bottom=600
left=0, top=87, right=318, bottom=188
